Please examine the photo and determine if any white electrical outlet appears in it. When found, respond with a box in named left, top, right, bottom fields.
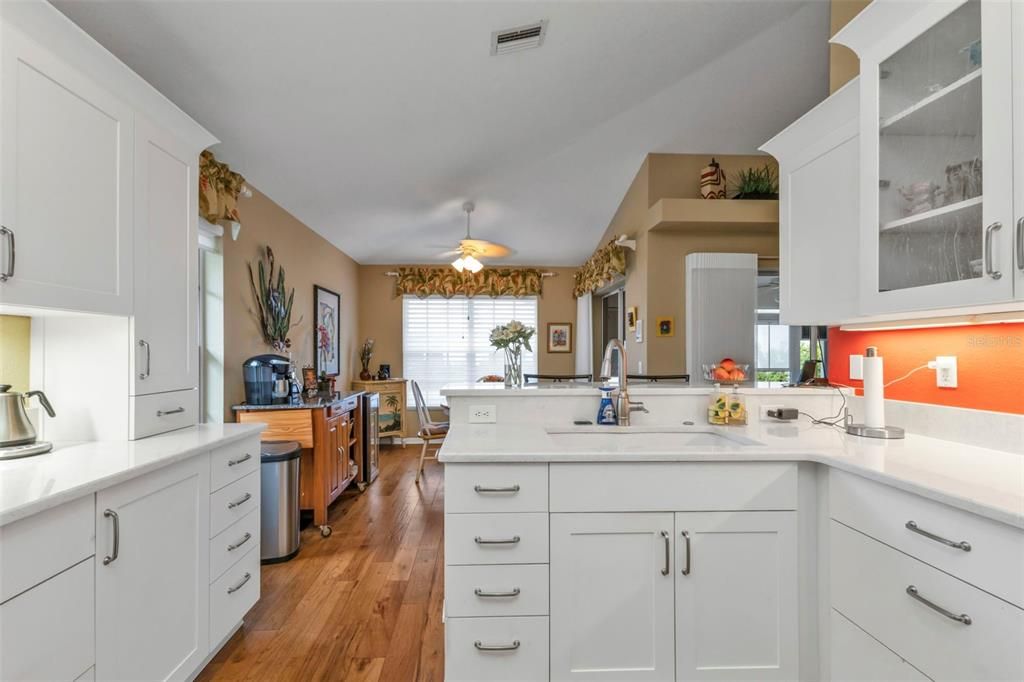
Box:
left=849, top=354, right=864, bottom=380
left=469, top=404, right=497, bottom=423
left=934, top=356, right=958, bottom=388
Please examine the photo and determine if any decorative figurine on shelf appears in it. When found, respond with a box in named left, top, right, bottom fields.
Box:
left=700, top=158, right=726, bottom=199
left=359, top=338, right=375, bottom=381
left=377, top=364, right=391, bottom=380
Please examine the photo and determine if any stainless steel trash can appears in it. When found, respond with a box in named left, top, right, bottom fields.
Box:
left=260, top=441, right=301, bottom=563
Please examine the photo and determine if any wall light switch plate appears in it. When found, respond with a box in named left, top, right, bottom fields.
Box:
left=849, top=354, right=864, bottom=380
left=469, top=404, right=497, bottom=423
left=934, top=356, right=958, bottom=388
left=635, top=321, right=643, bottom=343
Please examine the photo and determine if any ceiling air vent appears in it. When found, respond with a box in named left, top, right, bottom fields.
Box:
left=491, top=20, right=547, bottom=56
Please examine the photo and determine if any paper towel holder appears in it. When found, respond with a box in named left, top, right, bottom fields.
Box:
left=844, top=346, right=906, bottom=439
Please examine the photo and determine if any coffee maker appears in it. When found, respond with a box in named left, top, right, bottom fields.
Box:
left=243, top=355, right=295, bottom=405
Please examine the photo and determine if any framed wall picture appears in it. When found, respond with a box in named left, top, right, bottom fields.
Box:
left=314, top=285, right=341, bottom=376
left=547, top=322, right=573, bottom=353
left=656, top=317, right=674, bottom=337
left=626, top=306, right=638, bottom=331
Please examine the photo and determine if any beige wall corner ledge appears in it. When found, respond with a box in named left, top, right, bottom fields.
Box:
left=646, top=198, right=779, bottom=233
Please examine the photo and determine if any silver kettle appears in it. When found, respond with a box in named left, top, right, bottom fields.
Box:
left=0, top=384, right=56, bottom=447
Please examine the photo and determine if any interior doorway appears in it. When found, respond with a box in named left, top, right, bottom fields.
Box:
left=601, top=288, right=625, bottom=376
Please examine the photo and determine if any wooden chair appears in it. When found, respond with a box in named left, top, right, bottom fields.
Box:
left=523, top=373, right=593, bottom=384
left=410, top=379, right=448, bottom=484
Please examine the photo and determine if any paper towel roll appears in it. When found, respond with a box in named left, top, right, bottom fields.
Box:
left=863, top=348, right=885, bottom=428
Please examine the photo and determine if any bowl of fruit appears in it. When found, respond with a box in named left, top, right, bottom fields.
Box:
left=702, top=358, right=750, bottom=384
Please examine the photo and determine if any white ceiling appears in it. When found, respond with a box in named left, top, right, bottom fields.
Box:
left=55, top=1, right=829, bottom=266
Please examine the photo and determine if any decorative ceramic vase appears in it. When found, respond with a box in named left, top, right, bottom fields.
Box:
left=700, top=158, right=726, bottom=199
left=503, top=349, right=523, bottom=389
left=359, top=366, right=372, bottom=381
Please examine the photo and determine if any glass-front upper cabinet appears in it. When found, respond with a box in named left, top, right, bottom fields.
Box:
left=835, top=0, right=1015, bottom=314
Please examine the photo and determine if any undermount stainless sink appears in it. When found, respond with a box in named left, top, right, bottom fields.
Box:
left=545, top=426, right=761, bottom=451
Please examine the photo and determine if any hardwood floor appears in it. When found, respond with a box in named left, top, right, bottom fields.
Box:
left=198, top=445, right=446, bottom=682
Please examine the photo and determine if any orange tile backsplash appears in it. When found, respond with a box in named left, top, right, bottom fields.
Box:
left=828, top=323, right=1024, bottom=415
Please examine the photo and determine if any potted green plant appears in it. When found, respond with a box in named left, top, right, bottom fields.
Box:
left=359, top=339, right=375, bottom=381
left=729, top=164, right=779, bottom=200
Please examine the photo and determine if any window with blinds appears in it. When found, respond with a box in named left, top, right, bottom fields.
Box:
left=402, top=296, right=538, bottom=405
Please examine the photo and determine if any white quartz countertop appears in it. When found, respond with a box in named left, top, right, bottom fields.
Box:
left=440, top=382, right=845, bottom=397
left=438, top=420, right=1024, bottom=529
left=0, top=423, right=266, bottom=527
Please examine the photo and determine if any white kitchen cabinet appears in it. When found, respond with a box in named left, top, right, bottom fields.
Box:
left=550, top=513, right=675, bottom=682
left=760, top=78, right=860, bottom=325
left=1013, top=1, right=1024, bottom=298
left=131, top=115, right=199, bottom=396
left=834, top=0, right=1016, bottom=314
left=674, top=511, right=798, bottom=682
left=95, top=455, right=210, bottom=681
left=0, top=23, right=133, bottom=315
left=829, top=609, right=929, bottom=682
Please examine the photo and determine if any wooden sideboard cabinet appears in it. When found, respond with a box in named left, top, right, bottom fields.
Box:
left=351, top=378, right=408, bottom=446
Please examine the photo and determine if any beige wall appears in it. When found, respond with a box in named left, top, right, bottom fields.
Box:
left=223, top=187, right=360, bottom=421
left=830, top=0, right=871, bottom=93
left=0, top=315, right=31, bottom=393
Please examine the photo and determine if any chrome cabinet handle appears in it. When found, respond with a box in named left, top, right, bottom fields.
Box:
left=1016, top=217, right=1024, bottom=272
left=138, top=339, right=151, bottom=379
left=474, top=640, right=520, bottom=652
left=102, top=509, right=120, bottom=565
left=474, top=535, right=520, bottom=545
left=660, top=530, right=670, bottom=575
left=228, top=453, right=253, bottom=467
left=0, top=225, right=14, bottom=282
left=227, top=572, right=252, bottom=594
left=157, top=407, right=185, bottom=417
left=984, top=221, right=1002, bottom=280
left=474, top=587, right=521, bottom=598
left=905, top=521, right=971, bottom=552
left=227, top=532, right=252, bottom=552
left=227, top=492, right=252, bottom=509
left=906, top=585, right=972, bottom=625
left=474, top=484, right=520, bottom=493
left=681, top=530, right=692, bottom=575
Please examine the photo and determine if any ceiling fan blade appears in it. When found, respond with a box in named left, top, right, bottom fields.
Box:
left=461, top=239, right=512, bottom=259
left=434, top=249, right=463, bottom=258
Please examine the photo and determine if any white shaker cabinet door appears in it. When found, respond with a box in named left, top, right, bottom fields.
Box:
left=550, top=513, right=675, bottom=682
left=0, top=24, right=132, bottom=315
left=131, top=116, right=199, bottom=396
left=1013, top=0, right=1024, bottom=298
left=95, top=455, right=210, bottom=681
left=675, top=511, right=798, bottom=682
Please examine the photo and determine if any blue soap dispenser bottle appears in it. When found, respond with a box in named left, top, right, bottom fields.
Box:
left=597, top=384, right=617, bottom=425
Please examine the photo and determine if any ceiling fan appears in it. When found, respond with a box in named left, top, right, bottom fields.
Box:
left=436, top=201, right=512, bottom=273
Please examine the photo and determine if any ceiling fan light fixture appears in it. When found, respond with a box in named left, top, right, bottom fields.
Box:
left=463, top=255, right=483, bottom=273
left=452, top=257, right=466, bottom=272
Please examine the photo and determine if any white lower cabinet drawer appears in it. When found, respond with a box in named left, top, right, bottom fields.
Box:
left=831, top=520, right=1024, bottom=681
left=129, top=388, right=198, bottom=439
left=210, top=545, right=260, bottom=645
left=210, top=508, right=260, bottom=582
left=445, top=616, right=548, bottom=682
left=74, top=667, right=95, bottom=681
left=210, top=436, right=261, bottom=492
left=0, top=558, right=94, bottom=681
left=830, top=609, right=928, bottom=682
left=445, top=564, right=549, bottom=617
left=210, top=470, right=260, bottom=538
left=445, top=513, right=549, bottom=565
left=445, top=463, right=549, bottom=513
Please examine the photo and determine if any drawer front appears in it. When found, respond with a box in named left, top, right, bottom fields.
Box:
left=210, top=436, right=261, bottom=492
left=0, top=494, right=95, bottom=603
left=210, top=470, right=260, bottom=538
left=550, top=462, right=798, bottom=512
left=445, top=513, right=549, bottom=566
left=210, top=545, right=260, bottom=645
left=445, top=616, right=548, bottom=682
left=831, top=520, right=1024, bottom=682
left=210, top=508, right=260, bottom=582
left=830, top=470, right=1024, bottom=607
left=129, top=388, right=198, bottom=439
left=830, top=609, right=929, bottom=682
left=445, top=564, right=549, bottom=617
left=0, top=558, right=94, bottom=681
left=445, top=464, right=548, bottom=514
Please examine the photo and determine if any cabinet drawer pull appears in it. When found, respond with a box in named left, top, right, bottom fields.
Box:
left=984, top=221, right=1002, bottom=280
left=474, top=484, right=520, bottom=494
left=0, top=225, right=14, bottom=281
left=474, top=587, right=521, bottom=598
left=228, top=492, right=252, bottom=509
left=906, top=585, right=971, bottom=625
left=227, top=572, right=252, bottom=594
left=137, top=339, right=151, bottom=380
left=905, top=521, right=971, bottom=552
left=681, top=530, right=691, bottom=575
left=661, top=530, right=670, bottom=575
left=474, top=640, right=520, bottom=652
left=474, top=535, right=520, bottom=545
left=156, top=407, right=185, bottom=417
left=227, top=532, right=252, bottom=552
left=102, top=509, right=120, bottom=565
left=228, top=453, right=253, bottom=467
left=1016, top=217, right=1023, bottom=272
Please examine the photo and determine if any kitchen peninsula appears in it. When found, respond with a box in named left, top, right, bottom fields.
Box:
left=438, top=383, right=1024, bottom=682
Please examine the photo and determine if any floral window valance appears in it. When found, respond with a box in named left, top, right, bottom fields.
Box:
left=393, top=267, right=544, bottom=299
left=199, top=150, right=246, bottom=224
left=573, top=237, right=627, bottom=297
